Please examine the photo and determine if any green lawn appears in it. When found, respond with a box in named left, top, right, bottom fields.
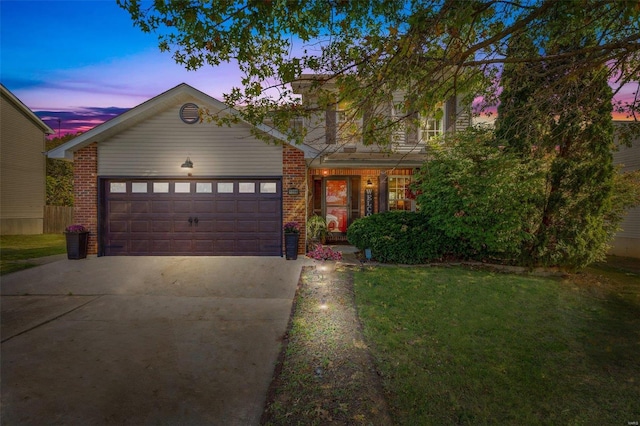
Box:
left=0, top=234, right=66, bottom=275
left=354, top=266, right=640, bottom=425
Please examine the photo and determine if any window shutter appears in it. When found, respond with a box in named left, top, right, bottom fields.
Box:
left=378, top=172, right=388, bottom=212
left=362, top=107, right=371, bottom=145
left=445, top=96, right=457, bottom=132
left=325, top=107, right=337, bottom=144
left=405, top=111, right=419, bottom=145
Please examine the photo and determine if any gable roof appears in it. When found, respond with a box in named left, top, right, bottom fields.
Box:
left=1, top=84, right=55, bottom=135
left=47, top=83, right=317, bottom=160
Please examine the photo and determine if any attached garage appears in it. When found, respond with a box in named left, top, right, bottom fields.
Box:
left=47, top=84, right=312, bottom=257
left=102, top=178, right=282, bottom=256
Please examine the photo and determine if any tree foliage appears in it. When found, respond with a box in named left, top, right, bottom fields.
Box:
left=118, top=0, right=640, bottom=144
left=415, top=128, right=545, bottom=263
left=494, top=8, right=640, bottom=269
left=45, top=134, right=79, bottom=206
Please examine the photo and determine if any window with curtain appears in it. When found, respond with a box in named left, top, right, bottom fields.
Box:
left=388, top=176, right=415, bottom=211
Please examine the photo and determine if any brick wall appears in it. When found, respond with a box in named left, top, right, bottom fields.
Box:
left=283, top=144, right=307, bottom=254
left=73, top=143, right=98, bottom=255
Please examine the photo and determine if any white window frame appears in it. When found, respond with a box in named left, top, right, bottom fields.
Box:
left=336, top=101, right=362, bottom=145
left=420, top=115, right=444, bottom=142
left=388, top=175, right=415, bottom=211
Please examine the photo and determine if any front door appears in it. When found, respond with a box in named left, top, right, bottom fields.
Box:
left=311, top=176, right=361, bottom=235
left=325, top=179, right=349, bottom=233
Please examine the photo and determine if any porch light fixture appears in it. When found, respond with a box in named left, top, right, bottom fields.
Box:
left=181, top=157, right=193, bottom=169
left=366, top=179, right=373, bottom=187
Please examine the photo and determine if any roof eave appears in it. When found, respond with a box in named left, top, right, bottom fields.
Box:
left=1, top=84, right=55, bottom=135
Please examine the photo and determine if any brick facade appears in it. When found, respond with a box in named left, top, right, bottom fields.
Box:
left=283, top=144, right=307, bottom=254
left=73, top=143, right=98, bottom=255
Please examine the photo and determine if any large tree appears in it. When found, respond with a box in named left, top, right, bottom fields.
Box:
left=489, top=2, right=640, bottom=268
left=118, top=0, right=640, bottom=144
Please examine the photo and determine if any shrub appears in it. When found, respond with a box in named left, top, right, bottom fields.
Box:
left=415, top=128, right=545, bottom=264
left=306, top=244, right=342, bottom=260
left=306, top=215, right=328, bottom=243
left=347, top=211, right=454, bottom=264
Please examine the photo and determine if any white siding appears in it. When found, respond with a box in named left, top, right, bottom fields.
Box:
left=610, top=131, right=640, bottom=258
left=99, top=102, right=283, bottom=177
left=301, top=92, right=471, bottom=153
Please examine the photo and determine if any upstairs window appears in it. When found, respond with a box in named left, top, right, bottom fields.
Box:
left=420, top=116, right=443, bottom=142
left=326, top=101, right=362, bottom=145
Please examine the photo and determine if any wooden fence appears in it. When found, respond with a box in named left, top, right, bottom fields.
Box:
left=44, top=205, right=73, bottom=234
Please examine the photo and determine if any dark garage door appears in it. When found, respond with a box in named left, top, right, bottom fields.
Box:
left=102, top=179, right=282, bottom=256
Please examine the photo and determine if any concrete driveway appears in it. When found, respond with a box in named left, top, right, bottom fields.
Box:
left=1, top=256, right=306, bottom=425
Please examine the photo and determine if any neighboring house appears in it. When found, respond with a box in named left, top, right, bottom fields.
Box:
left=610, top=122, right=640, bottom=258
left=0, top=84, right=54, bottom=235
left=292, top=75, right=471, bottom=241
left=47, top=82, right=467, bottom=257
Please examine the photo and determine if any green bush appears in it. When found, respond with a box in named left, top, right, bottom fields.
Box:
left=347, top=211, right=454, bottom=264
left=415, top=128, right=545, bottom=264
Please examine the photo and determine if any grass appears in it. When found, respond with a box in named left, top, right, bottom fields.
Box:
left=0, top=234, right=66, bottom=275
left=262, top=265, right=392, bottom=425
left=354, top=265, right=640, bottom=425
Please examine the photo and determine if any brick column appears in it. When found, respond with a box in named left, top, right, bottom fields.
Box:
left=283, top=144, right=306, bottom=254
left=73, top=143, right=98, bottom=255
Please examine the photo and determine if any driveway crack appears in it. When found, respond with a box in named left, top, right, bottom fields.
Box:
left=1, top=295, right=102, bottom=343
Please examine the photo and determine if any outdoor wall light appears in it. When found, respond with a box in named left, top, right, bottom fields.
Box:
left=181, top=156, right=193, bottom=169
left=366, top=179, right=373, bottom=187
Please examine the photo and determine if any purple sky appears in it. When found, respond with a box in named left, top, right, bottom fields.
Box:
left=1, top=1, right=637, bottom=137
left=1, top=1, right=244, bottom=137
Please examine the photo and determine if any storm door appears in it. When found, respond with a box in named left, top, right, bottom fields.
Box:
left=318, top=176, right=360, bottom=235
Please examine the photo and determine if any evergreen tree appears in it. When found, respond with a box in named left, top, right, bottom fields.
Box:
left=495, top=33, right=548, bottom=156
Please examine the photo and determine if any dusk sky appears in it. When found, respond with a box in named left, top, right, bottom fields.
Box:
left=1, top=1, right=637, bottom=137
left=1, top=0, right=244, bottom=136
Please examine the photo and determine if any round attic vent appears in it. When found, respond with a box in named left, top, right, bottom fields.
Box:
left=180, top=103, right=200, bottom=124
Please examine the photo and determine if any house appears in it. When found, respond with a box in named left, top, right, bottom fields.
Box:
left=292, top=75, right=470, bottom=241
left=47, top=82, right=468, bottom=256
left=610, top=122, right=640, bottom=258
left=1, top=84, right=54, bottom=235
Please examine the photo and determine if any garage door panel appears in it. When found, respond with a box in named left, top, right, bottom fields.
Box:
left=109, top=221, right=128, bottom=233
left=194, top=200, right=214, bottom=213
left=259, top=199, right=279, bottom=213
left=130, top=240, right=150, bottom=254
left=172, top=240, right=193, bottom=252
left=173, top=220, right=191, bottom=233
left=216, top=201, right=236, bottom=213
left=152, top=240, right=172, bottom=252
left=237, top=221, right=257, bottom=232
left=152, top=221, right=172, bottom=232
left=237, top=200, right=258, bottom=213
left=109, top=201, right=128, bottom=214
left=104, top=179, right=282, bottom=256
left=130, top=221, right=149, bottom=233
left=106, top=239, right=128, bottom=254
left=237, top=239, right=259, bottom=252
left=215, top=239, right=235, bottom=253
left=173, top=200, right=192, bottom=213
left=259, top=220, right=279, bottom=233
left=216, top=221, right=236, bottom=232
left=193, top=220, right=214, bottom=232
left=130, top=201, right=149, bottom=213
left=152, top=201, right=171, bottom=213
